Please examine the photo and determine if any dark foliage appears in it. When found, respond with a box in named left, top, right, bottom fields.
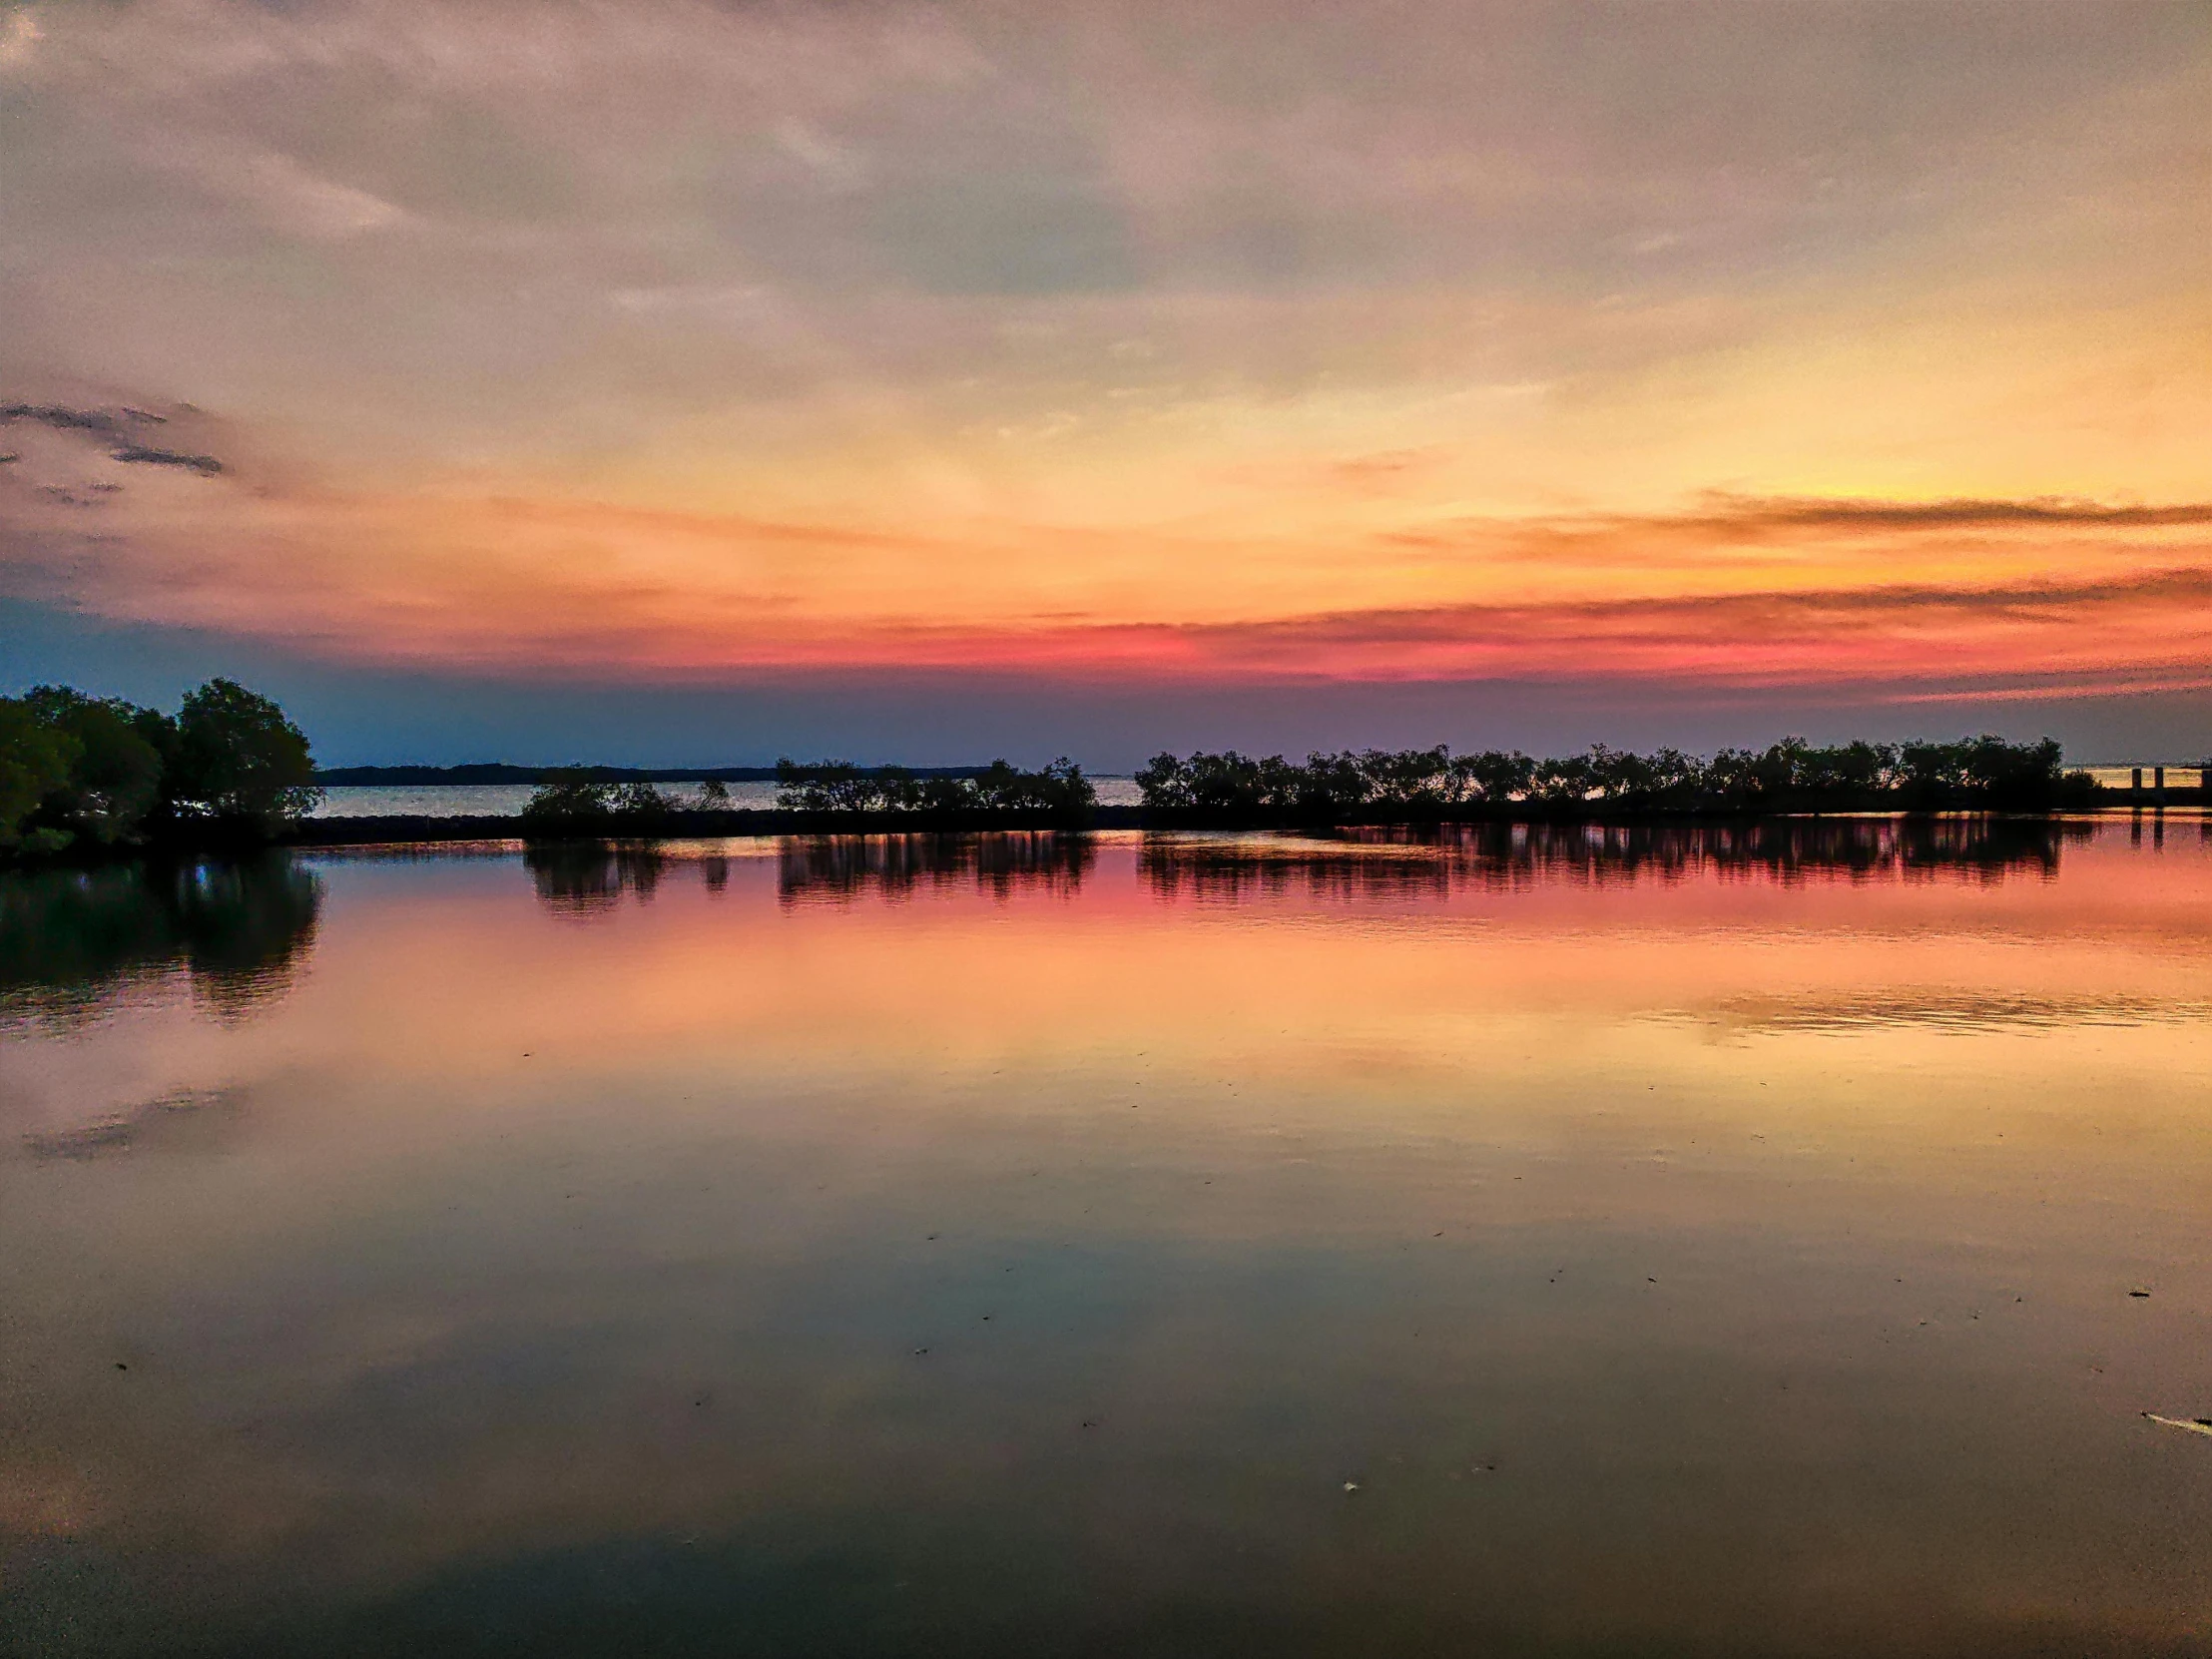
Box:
left=22, top=686, right=167, bottom=843
left=518, top=771, right=683, bottom=838
left=0, top=678, right=320, bottom=858
left=167, top=679, right=321, bottom=830
left=774, top=758, right=1095, bottom=826
left=0, top=698, right=78, bottom=853
left=1137, top=736, right=2096, bottom=822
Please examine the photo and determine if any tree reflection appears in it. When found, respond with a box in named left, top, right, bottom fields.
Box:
left=0, top=854, right=322, bottom=1025
left=525, top=843, right=667, bottom=916
left=1142, top=819, right=2088, bottom=902
left=778, top=833, right=1096, bottom=903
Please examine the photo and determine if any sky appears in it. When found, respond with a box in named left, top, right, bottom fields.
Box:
left=1, top=0, right=2208, bottom=767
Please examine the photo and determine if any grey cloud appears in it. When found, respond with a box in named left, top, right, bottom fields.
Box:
left=3, top=0, right=2203, bottom=459
left=28, top=2, right=2200, bottom=287
left=0, top=403, right=225, bottom=476
left=0, top=402, right=143, bottom=438
left=37, top=482, right=124, bottom=508
left=109, top=444, right=226, bottom=476
left=863, top=173, right=1137, bottom=296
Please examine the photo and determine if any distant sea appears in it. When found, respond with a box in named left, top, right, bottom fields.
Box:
left=310, top=779, right=1148, bottom=819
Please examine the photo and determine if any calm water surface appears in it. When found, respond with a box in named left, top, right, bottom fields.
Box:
left=3, top=819, right=2210, bottom=1657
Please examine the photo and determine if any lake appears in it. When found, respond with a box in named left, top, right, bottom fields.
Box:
left=3, top=817, right=2209, bottom=1656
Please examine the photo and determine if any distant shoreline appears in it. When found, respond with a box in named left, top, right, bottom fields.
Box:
left=313, top=764, right=998, bottom=786
left=6, top=795, right=2201, bottom=871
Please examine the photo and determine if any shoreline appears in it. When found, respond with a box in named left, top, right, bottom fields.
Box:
left=3, top=793, right=2202, bottom=868
left=286, top=792, right=2202, bottom=849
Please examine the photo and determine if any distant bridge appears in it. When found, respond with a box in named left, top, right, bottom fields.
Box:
left=2087, top=765, right=2209, bottom=805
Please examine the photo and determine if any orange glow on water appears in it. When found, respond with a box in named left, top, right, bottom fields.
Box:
left=5, top=822, right=2212, bottom=1647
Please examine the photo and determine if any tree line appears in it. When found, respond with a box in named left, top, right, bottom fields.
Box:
left=0, top=680, right=319, bottom=855
left=0, top=684, right=2118, bottom=859
left=773, top=758, right=1095, bottom=820
left=1136, top=736, right=2096, bottom=820
left=518, top=757, right=1098, bottom=833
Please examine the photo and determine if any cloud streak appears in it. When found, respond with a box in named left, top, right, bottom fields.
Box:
left=1658, top=496, right=2212, bottom=534
left=0, top=402, right=227, bottom=475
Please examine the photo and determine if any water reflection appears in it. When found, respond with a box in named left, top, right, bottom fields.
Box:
left=778, top=832, right=1095, bottom=903
left=526, top=842, right=668, bottom=915
left=6, top=820, right=2212, bottom=1657
left=0, top=855, right=321, bottom=1025
left=20, top=1085, right=241, bottom=1162
left=506, top=821, right=2102, bottom=916
left=1143, top=817, right=2085, bottom=901
left=1676, top=988, right=2212, bottom=1037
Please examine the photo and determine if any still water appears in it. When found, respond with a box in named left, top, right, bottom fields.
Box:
left=3, top=819, right=2210, bottom=1657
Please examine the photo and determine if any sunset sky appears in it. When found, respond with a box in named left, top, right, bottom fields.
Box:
left=2, top=0, right=2208, bottom=765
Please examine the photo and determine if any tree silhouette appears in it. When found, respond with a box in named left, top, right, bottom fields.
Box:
left=166, top=679, right=320, bottom=830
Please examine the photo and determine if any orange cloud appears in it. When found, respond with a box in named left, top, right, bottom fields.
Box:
left=6, top=410, right=2207, bottom=699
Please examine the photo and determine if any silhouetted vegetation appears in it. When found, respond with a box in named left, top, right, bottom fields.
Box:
left=1140, top=818, right=2088, bottom=904
left=774, top=758, right=1096, bottom=827
left=0, top=853, right=322, bottom=1024
left=519, top=770, right=684, bottom=838
left=168, top=680, right=320, bottom=830
left=1136, top=736, right=2097, bottom=824
left=0, top=678, right=320, bottom=859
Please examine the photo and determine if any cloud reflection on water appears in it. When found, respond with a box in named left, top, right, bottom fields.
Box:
left=5, top=818, right=2211, bottom=1656
left=1671, top=989, right=2212, bottom=1039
